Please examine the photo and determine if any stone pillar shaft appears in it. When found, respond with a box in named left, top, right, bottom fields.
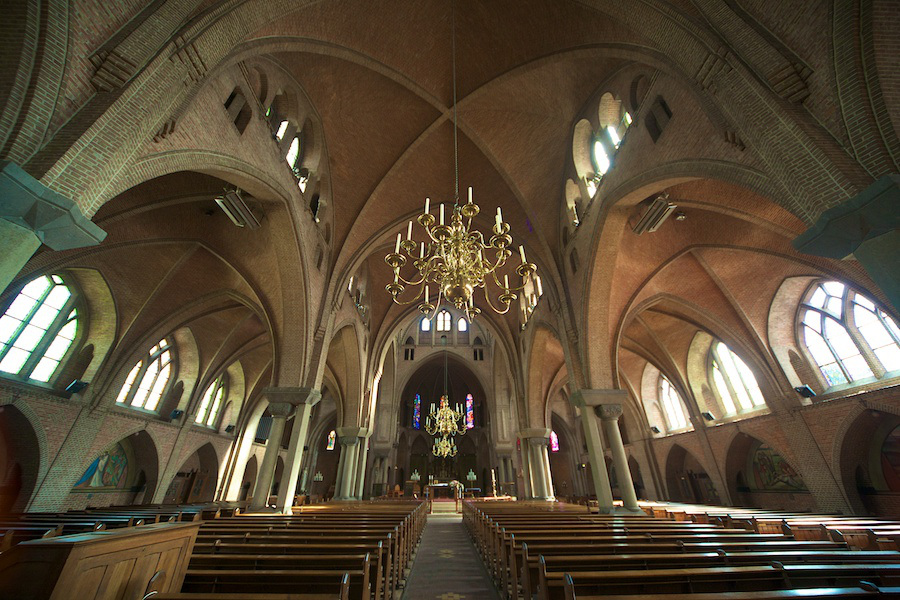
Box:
left=334, top=430, right=362, bottom=500
left=601, top=405, right=640, bottom=510
left=570, top=391, right=616, bottom=512
left=250, top=402, right=293, bottom=510
left=274, top=388, right=321, bottom=513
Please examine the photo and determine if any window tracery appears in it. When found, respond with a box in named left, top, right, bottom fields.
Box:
left=659, top=375, right=688, bottom=431
left=0, top=275, right=79, bottom=383
left=799, top=281, right=900, bottom=388
left=195, top=373, right=227, bottom=427
left=710, top=341, right=766, bottom=414
left=115, top=339, right=173, bottom=411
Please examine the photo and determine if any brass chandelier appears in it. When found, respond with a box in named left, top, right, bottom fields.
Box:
left=426, top=395, right=466, bottom=458
left=383, top=1, right=537, bottom=322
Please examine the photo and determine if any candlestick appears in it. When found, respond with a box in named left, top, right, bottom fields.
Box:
left=425, top=285, right=429, bottom=303
left=407, top=221, right=413, bottom=240
left=496, top=207, right=502, bottom=227
left=440, top=204, right=445, bottom=225
left=468, top=187, right=473, bottom=204
left=424, top=197, right=430, bottom=215
left=395, top=233, right=401, bottom=253
left=420, top=242, right=425, bottom=258
left=519, top=245, right=526, bottom=264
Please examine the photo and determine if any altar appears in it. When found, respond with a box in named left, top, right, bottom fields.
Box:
left=426, top=482, right=459, bottom=501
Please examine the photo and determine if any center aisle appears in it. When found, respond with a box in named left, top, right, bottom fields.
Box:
left=402, top=512, right=500, bottom=600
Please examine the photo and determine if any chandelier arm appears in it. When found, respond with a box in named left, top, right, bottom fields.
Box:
left=397, top=272, right=428, bottom=286
left=482, top=286, right=512, bottom=315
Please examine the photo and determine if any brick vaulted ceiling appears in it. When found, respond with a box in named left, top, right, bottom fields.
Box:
left=248, top=0, right=637, bottom=264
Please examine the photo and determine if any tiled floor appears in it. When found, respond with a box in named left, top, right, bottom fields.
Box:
left=402, top=513, right=500, bottom=600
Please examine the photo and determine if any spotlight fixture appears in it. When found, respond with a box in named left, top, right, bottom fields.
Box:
left=633, top=194, right=677, bottom=234
left=215, top=189, right=260, bottom=229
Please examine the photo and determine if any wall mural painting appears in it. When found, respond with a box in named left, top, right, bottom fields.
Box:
left=751, top=444, right=806, bottom=491
left=73, top=442, right=129, bottom=491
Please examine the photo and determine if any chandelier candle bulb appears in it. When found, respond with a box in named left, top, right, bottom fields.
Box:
left=536, top=276, right=543, bottom=297
left=407, top=221, right=413, bottom=240
left=425, top=285, right=429, bottom=303
left=420, top=242, right=425, bottom=258
left=504, top=274, right=509, bottom=289
left=395, top=233, right=401, bottom=253
left=424, top=197, right=430, bottom=215
left=468, top=187, right=473, bottom=204
left=440, top=203, right=445, bottom=225
left=519, top=245, right=526, bottom=264
left=496, top=207, right=502, bottom=227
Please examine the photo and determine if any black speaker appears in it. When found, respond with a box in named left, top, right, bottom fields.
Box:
left=66, top=380, right=88, bottom=393
left=225, top=424, right=235, bottom=433
left=170, top=409, right=184, bottom=420
left=701, top=411, right=715, bottom=421
left=650, top=426, right=661, bottom=434
left=794, top=385, right=816, bottom=398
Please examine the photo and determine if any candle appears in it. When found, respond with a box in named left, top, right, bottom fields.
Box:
left=440, top=204, right=445, bottom=225
left=420, top=242, right=425, bottom=258
left=536, top=276, right=543, bottom=297
left=519, top=245, right=526, bottom=264
left=424, top=197, right=430, bottom=215
left=395, top=233, right=401, bottom=253
left=504, top=274, right=509, bottom=289
left=425, top=285, right=429, bottom=303
left=407, top=220, right=413, bottom=240
left=468, top=187, right=473, bottom=204
left=496, top=207, right=503, bottom=227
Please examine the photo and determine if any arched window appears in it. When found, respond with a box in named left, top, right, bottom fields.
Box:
left=550, top=430, right=560, bottom=452
left=115, top=338, right=173, bottom=411
left=412, top=394, right=421, bottom=429
left=659, top=376, right=688, bottom=431
left=420, top=317, right=431, bottom=332
left=457, top=317, right=468, bottom=332
left=591, top=139, right=611, bottom=177
left=0, top=275, right=78, bottom=383
left=286, top=135, right=301, bottom=168
left=326, top=430, right=336, bottom=450
left=195, top=373, right=226, bottom=427
left=465, top=393, right=475, bottom=429
left=275, top=119, right=289, bottom=141
left=800, top=281, right=900, bottom=387
left=710, top=342, right=765, bottom=414
left=437, top=310, right=451, bottom=332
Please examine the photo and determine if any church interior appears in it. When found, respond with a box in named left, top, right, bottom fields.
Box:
left=1, top=0, right=899, bottom=598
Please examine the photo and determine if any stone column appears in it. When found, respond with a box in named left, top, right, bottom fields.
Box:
left=334, top=427, right=363, bottom=500
left=520, top=429, right=553, bottom=500
left=0, top=161, right=106, bottom=294
left=569, top=390, right=616, bottom=513
left=250, top=400, right=294, bottom=511
left=518, top=440, right=533, bottom=499
left=599, top=404, right=640, bottom=511
left=274, top=388, right=321, bottom=513
left=353, top=432, right=371, bottom=499
left=794, top=174, right=900, bottom=310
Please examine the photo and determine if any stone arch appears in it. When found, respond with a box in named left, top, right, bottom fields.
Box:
left=628, top=455, right=645, bottom=499
left=836, top=404, right=900, bottom=515
left=0, top=405, right=45, bottom=512
left=724, top=432, right=810, bottom=511
left=664, top=444, right=720, bottom=504
left=526, top=324, right=566, bottom=428
left=597, top=91, right=623, bottom=128
left=327, top=323, right=363, bottom=427
left=239, top=455, right=258, bottom=502
left=163, top=442, right=219, bottom=503
left=572, top=119, right=595, bottom=182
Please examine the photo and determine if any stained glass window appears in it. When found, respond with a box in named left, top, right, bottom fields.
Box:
left=326, top=430, right=336, bottom=450
left=465, top=393, right=474, bottom=429
left=800, top=281, right=899, bottom=387
left=412, top=394, right=421, bottom=429
left=711, top=342, right=765, bottom=414
left=659, top=376, right=688, bottom=431
left=115, top=339, right=173, bottom=411
left=550, top=430, right=560, bottom=452
left=0, top=274, right=78, bottom=383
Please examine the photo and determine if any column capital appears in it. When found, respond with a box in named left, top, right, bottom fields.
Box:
left=598, top=403, right=623, bottom=421
left=569, top=388, right=628, bottom=408
left=518, top=428, right=551, bottom=439
left=337, top=436, right=360, bottom=446
left=336, top=426, right=366, bottom=438
left=528, top=437, right=551, bottom=448
left=262, top=386, right=322, bottom=406
left=0, top=160, right=106, bottom=249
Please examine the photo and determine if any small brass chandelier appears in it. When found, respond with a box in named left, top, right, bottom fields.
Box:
left=383, top=1, right=537, bottom=322
left=426, top=395, right=467, bottom=453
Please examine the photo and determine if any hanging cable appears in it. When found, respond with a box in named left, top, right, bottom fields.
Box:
left=451, top=0, right=459, bottom=206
